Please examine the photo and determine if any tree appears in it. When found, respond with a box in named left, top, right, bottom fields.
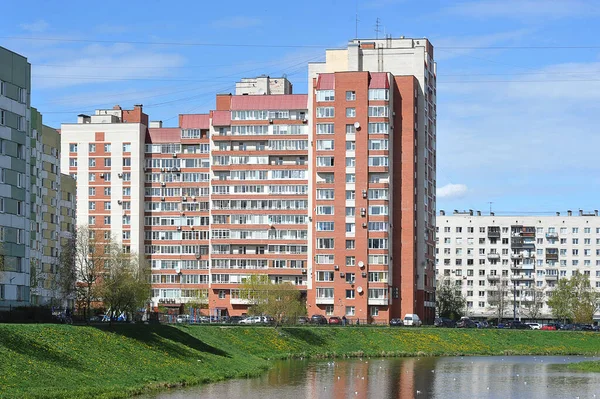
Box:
left=100, top=248, right=151, bottom=324
left=55, top=232, right=78, bottom=308
left=548, top=272, right=600, bottom=324
left=240, top=274, right=306, bottom=326
left=487, top=277, right=512, bottom=324
left=435, top=278, right=466, bottom=320
left=73, top=225, right=109, bottom=321
left=521, top=285, right=546, bottom=320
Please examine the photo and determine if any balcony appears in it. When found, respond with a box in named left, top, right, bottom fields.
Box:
left=368, top=298, right=389, bottom=306
left=510, top=275, right=522, bottom=282
left=546, top=232, right=559, bottom=239
left=487, top=253, right=500, bottom=260
left=230, top=298, right=252, bottom=305
left=487, top=229, right=501, bottom=238
left=510, top=253, right=523, bottom=260
left=544, top=275, right=558, bottom=281
left=315, top=297, right=334, bottom=305
left=546, top=253, right=559, bottom=261
left=510, top=263, right=522, bottom=270
left=486, top=275, right=500, bottom=281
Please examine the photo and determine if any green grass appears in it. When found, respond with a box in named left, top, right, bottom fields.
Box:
left=1, top=324, right=599, bottom=398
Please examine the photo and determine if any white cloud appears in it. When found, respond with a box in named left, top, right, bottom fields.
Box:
left=437, top=184, right=469, bottom=199
left=433, top=29, right=533, bottom=61
left=445, top=0, right=600, bottom=19
left=211, top=16, right=262, bottom=29
left=20, top=20, right=49, bottom=33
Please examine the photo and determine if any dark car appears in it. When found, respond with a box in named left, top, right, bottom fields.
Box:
left=507, top=321, right=531, bottom=329
left=476, top=321, right=490, bottom=329
left=560, top=324, right=574, bottom=331
left=434, top=317, right=456, bottom=328
left=228, top=316, right=244, bottom=324
left=310, top=314, right=328, bottom=325
left=329, top=316, right=342, bottom=325
left=297, top=316, right=310, bottom=325
left=456, top=319, right=477, bottom=328
left=390, top=318, right=403, bottom=327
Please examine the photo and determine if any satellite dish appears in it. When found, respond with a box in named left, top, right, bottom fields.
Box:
left=353, top=121, right=361, bottom=129
left=357, top=286, right=363, bottom=294
left=358, top=261, right=365, bottom=269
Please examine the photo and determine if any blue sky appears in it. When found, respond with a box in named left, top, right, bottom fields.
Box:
left=2, top=0, right=600, bottom=215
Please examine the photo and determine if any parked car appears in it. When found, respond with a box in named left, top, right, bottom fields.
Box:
left=297, top=316, right=310, bottom=325
left=390, top=318, right=403, bottom=327
left=329, top=316, right=342, bottom=325
left=228, top=316, right=243, bottom=324
left=526, top=323, right=541, bottom=330
left=176, top=315, right=190, bottom=324
left=507, top=321, right=531, bottom=329
left=239, top=316, right=264, bottom=324
left=197, top=316, right=210, bottom=323
left=403, top=314, right=422, bottom=327
left=476, top=321, right=490, bottom=329
left=310, top=314, right=328, bottom=325
left=560, top=324, right=574, bottom=331
left=456, top=319, right=477, bottom=328
left=434, top=317, right=456, bottom=328
left=541, top=323, right=559, bottom=331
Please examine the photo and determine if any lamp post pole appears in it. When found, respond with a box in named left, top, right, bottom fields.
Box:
left=513, top=279, right=517, bottom=321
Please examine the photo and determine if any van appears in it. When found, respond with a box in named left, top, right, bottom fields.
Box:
left=403, top=314, right=422, bottom=327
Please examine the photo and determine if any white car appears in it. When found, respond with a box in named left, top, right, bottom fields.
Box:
left=239, top=316, right=263, bottom=324
left=527, top=323, right=541, bottom=330
left=403, top=314, right=422, bottom=327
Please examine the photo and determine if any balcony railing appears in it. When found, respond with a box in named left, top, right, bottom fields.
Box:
left=487, top=253, right=500, bottom=259
left=545, top=232, right=559, bottom=239
left=315, top=297, right=334, bottom=305
left=368, top=298, right=389, bottom=306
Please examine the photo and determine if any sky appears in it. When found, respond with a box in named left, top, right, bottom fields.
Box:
left=1, top=0, right=600, bottom=215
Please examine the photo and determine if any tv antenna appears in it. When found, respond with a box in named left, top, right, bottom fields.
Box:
left=355, top=2, right=359, bottom=39
left=375, top=17, right=382, bottom=39
left=488, top=202, right=494, bottom=215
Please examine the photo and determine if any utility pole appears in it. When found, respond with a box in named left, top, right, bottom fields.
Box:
left=513, top=279, right=517, bottom=321
left=375, top=18, right=381, bottom=39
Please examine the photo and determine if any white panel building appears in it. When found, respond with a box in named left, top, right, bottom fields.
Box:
left=436, top=210, right=600, bottom=320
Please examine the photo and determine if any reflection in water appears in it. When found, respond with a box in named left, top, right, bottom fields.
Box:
left=146, top=356, right=600, bottom=399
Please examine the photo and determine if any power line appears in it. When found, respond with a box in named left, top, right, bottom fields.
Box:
left=1, top=36, right=326, bottom=48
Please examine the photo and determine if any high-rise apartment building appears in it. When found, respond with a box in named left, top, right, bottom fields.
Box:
left=61, top=37, right=435, bottom=323
left=436, top=210, right=600, bottom=320
left=0, top=47, right=76, bottom=310
left=307, top=38, right=436, bottom=322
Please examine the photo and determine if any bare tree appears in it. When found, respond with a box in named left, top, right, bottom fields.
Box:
left=74, top=225, right=109, bottom=321
left=435, top=277, right=466, bottom=320
left=487, top=277, right=512, bottom=324
left=521, top=284, right=546, bottom=320
left=54, top=232, right=78, bottom=309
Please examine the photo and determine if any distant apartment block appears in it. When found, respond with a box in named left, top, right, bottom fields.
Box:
left=436, top=210, right=600, bottom=320
left=0, top=47, right=76, bottom=309
left=60, top=37, right=436, bottom=323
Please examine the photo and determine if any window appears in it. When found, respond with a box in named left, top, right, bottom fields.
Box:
left=368, top=89, right=389, bottom=101
left=316, top=238, right=334, bottom=249
left=69, top=158, right=77, bottom=167
left=316, top=156, right=334, bottom=167
left=368, top=139, right=389, bottom=150
left=346, top=108, right=356, bottom=117
left=346, top=124, right=356, bottom=134
left=346, top=256, right=355, bottom=266
left=346, top=91, right=356, bottom=101
left=316, top=123, right=335, bottom=134
left=345, top=223, right=355, bottom=233
left=346, top=289, right=355, bottom=299
left=368, top=156, right=389, bottom=167
left=123, top=187, right=131, bottom=196
left=88, top=173, right=95, bottom=182
left=89, top=187, right=96, bottom=196
left=346, top=157, right=356, bottom=167
left=346, top=240, right=355, bottom=249
left=104, top=187, right=111, bottom=196
left=368, top=122, right=389, bottom=134
left=88, top=158, right=96, bottom=167
left=316, top=222, right=334, bottom=231
left=316, top=205, right=334, bottom=215
left=346, top=190, right=355, bottom=200
left=0, top=110, right=4, bottom=125
left=69, top=143, right=78, bottom=152
left=104, top=216, right=111, bottom=225
left=89, top=144, right=96, bottom=153
left=316, top=107, right=335, bottom=118
left=316, top=90, right=335, bottom=101
left=104, top=144, right=111, bottom=152
left=345, top=306, right=355, bottom=316
left=104, top=201, right=111, bottom=210
left=316, top=140, right=334, bottom=151
left=89, top=216, right=96, bottom=225
left=346, top=141, right=356, bottom=151
left=345, top=273, right=355, bottom=283
left=123, top=143, right=131, bottom=152
left=104, top=158, right=111, bottom=167
left=346, top=174, right=355, bottom=183
left=346, top=207, right=355, bottom=217
left=368, top=106, right=389, bottom=117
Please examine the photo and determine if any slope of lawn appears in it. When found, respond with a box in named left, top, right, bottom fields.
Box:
left=1, top=324, right=599, bottom=398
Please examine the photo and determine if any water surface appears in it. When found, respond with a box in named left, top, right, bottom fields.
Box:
left=145, top=356, right=600, bottom=398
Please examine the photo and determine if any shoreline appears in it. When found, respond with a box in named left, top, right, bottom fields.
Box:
left=1, top=324, right=599, bottom=398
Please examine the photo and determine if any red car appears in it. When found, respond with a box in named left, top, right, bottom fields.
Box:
left=329, top=316, right=342, bottom=325
left=541, top=324, right=558, bottom=331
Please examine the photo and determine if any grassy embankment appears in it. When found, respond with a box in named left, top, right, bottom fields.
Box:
left=1, top=324, right=599, bottom=399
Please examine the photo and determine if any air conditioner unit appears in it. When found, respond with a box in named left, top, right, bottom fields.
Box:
left=99, top=173, right=105, bottom=178
left=172, top=153, right=177, bottom=158
left=161, top=168, right=165, bottom=172
left=161, top=182, right=166, bottom=186
left=302, top=269, right=307, bottom=274
left=161, top=197, right=165, bottom=201
left=269, top=119, right=274, bottom=124
left=118, top=173, right=123, bottom=178
left=334, top=265, right=339, bottom=270
left=173, top=167, right=179, bottom=172
left=182, top=197, right=187, bottom=201
left=176, top=226, right=181, bottom=231
left=362, top=190, right=367, bottom=198
left=195, top=253, right=201, bottom=259
left=191, top=196, right=196, bottom=201
left=361, top=272, right=367, bottom=278
left=362, top=223, right=367, bottom=228
left=340, top=273, right=345, bottom=278
left=117, top=200, right=122, bottom=205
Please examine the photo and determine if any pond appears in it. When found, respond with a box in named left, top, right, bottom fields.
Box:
left=145, top=356, right=600, bottom=398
